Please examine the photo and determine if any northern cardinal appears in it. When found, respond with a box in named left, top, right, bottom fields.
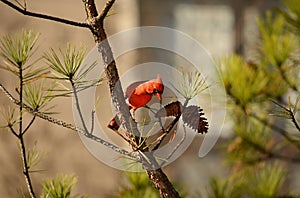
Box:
left=108, top=74, right=164, bottom=131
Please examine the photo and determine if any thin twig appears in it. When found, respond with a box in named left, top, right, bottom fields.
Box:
left=291, top=112, right=300, bottom=132
left=13, top=0, right=24, bottom=9
left=271, top=98, right=300, bottom=132
left=22, top=115, right=36, bottom=135
left=160, top=125, right=187, bottom=167
left=19, top=135, right=35, bottom=198
left=153, top=99, right=189, bottom=151
left=71, top=82, right=89, bottom=134
left=240, top=133, right=300, bottom=163
left=152, top=116, right=180, bottom=151
left=8, top=124, right=19, bottom=138
left=0, top=0, right=90, bottom=29
left=90, top=110, right=95, bottom=133
left=72, top=80, right=138, bottom=148
left=18, top=63, right=36, bottom=198
left=112, top=128, right=138, bottom=148
left=97, top=0, right=115, bottom=21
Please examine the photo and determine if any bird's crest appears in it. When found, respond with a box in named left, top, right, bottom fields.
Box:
left=156, top=74, right=163, bottom=84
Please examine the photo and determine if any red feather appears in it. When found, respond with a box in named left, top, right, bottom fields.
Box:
left=108, top=75, right=164, bottom=130
left=126, top=75, right=164, bottom=110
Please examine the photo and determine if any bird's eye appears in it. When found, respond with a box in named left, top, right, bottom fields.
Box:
left=152, top=89, right=163, bottom=95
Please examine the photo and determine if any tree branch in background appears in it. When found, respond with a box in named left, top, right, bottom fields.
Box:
left=0, top=0, right=90, bottom=29
left=278, top=65, right=299, bottom=92
left=225, top=81, right=300, bottom=150
left=250, top=113, right=300, bottom=150
left=239, top=132, right=300, bottom=163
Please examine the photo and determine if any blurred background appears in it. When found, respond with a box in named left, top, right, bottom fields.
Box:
left=0, top=0, right=283, bottom=197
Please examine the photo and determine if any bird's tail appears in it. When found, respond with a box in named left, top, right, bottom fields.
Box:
left=108, top=115, right=120, bottom=131
left=107, top=104, right=133, bottom=131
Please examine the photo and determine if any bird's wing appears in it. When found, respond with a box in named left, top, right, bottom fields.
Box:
left=125, top=80, right=147, bottom=98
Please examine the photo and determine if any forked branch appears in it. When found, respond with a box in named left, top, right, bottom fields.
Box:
left=0, top=0, right=90, bottom=28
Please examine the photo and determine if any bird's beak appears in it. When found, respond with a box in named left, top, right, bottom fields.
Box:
left=155, top=93, right=162, bottom=100
left=156, top=94, right=163, bottom=105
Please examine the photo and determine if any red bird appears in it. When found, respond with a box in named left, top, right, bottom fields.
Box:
left=108, top=74, right=164, bottom=130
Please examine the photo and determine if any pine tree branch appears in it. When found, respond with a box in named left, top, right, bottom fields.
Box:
left=22, top=115, right=36, bottom=135
left=270, top=98, right=300, bottom=132
left=8, top=124, right=19, bottom=138
left=0, top=83, right=140, bottom=162
left=278, top=66, right=299, bottom=92
left=18, top=63, right=36, bottom=198
left=0, top=0, right=90, bottom=29
left=291, top=113, right=300, bottom=132
left=71, top=81, right=89, bottom=136
left=250, top=113, right=300, bottom=150
left=19, top=133, right=36, bottom=198
left=240, top=134, right=300, bottom=163
left=226, top=87, right=300, bottom=150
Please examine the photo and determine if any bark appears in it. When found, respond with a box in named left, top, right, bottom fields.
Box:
left=147, top=168, right=181, bottom=198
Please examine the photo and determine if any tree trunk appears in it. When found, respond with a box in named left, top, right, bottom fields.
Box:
left=83, top=1, right=181, bottom=197
left=147, top=168, right=181, bottom=198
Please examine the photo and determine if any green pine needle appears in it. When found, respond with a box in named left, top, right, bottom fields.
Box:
left=257, top=12, right=297, bottom=68
left=270, top=97, right=299, bottom=119
left=248, top=162, right=286, bottom=197
left=0, top=30, right=49, bottom=83
left=0, top=30, right=39, bottom=68
left=41, top=174, right=80, bottom=198
left=220, top=55, right=269, bottom=107
left=206, top=177, right=241, bottom=198
left=27, top=142, right=46, bottom=170
left=171, top=70, right=208, bottom=100
left=44, top=44, right=86, bottom=82
left=44, top=43, right=100, bottom=93
left=0, top=105, right=18, bottom=128
left=23, top=80, right=57, bottom=113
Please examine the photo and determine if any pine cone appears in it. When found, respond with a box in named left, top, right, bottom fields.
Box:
left=155, top=101, right=208, bottom=134
left=155, top=101, right=182, bottom=118
left=182, top=105, right=208, bottom=134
